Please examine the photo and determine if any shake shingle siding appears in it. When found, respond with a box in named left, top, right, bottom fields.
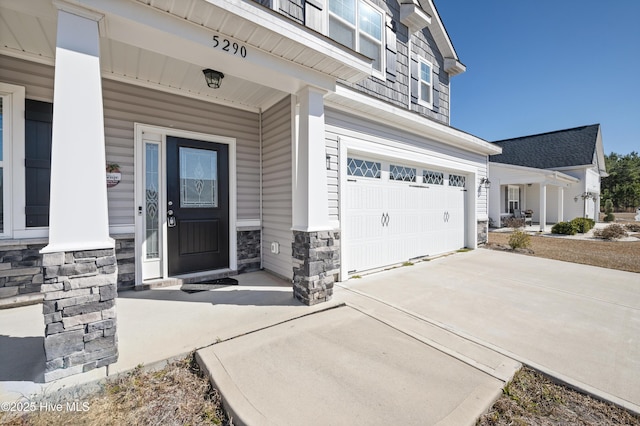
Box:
left=262, top=0, right=451, bottom=125
left=278, top=0, right=305, bottom=24
left=490, top=125, right=600, bottom=169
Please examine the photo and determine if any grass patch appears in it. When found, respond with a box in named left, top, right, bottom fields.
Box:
left=350, top=275, right=362, bottom=279
left=457, top=248, right=472, bottom=253
left=402, top=261, right=414, bottom=266
left=478, top=367, right=640, bottom=425
left=0, top=355, right=230, bottom=426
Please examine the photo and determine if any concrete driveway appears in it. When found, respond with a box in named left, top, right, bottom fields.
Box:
left=336, top=249, right=640, bottom=413
left=2, top=248, right=638, bottom=424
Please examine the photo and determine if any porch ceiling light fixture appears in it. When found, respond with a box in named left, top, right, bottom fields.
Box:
left=203, top=69, right=224, bottom=89
left=480, top=177, right=491, bottom=188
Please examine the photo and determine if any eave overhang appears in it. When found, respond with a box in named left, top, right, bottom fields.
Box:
left=73, top=0, right=373, bottom=87
left=490, top=162, right=580, bottom=186
left=326, top=85, right=502, bottom=156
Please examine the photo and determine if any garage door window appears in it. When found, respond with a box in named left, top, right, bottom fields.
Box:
left=423, top=170, right=443, bottom=185
left=390, top=165, right=416, bottom=182
left=347, top=157, right=381, bottom=178
left=448, top=174, right=465, bottom=187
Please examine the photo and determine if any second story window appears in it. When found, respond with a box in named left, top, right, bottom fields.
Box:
left=418, top=58, right=433, bottom=108
left=329, top=0, right=384, bottom=74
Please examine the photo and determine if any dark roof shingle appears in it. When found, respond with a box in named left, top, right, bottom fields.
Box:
left=489, top=124, right=600, bottom=169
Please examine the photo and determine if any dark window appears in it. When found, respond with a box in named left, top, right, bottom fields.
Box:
left=25, top=100, right=52, bottom=227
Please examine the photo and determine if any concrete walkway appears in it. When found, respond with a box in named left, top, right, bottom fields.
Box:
left=0, top=272, right=336, bottom=402
left=2, top=249, right=639, bottom=424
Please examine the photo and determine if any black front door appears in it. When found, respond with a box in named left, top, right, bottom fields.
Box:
left=166, top=136, right=229, bottom=275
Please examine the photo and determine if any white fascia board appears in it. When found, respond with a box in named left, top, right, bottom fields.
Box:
left=490, top=162, right=579, bottom=184
left=421, top=0, right=458, bottom=61
left=327, top=85, right=502, bottom=156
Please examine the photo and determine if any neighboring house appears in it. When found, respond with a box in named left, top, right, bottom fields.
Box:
left=488, top=124, right=607, bottom=229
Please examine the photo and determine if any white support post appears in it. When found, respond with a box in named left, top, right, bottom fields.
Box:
left=42, top=9, right=113, bottom=253
left=558, top=187, right=564, bottom=223
left=292, top=86, right=331, bottom=232
left=539, top=184, right=547, bottom=232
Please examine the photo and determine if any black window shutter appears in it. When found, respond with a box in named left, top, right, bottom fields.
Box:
left=25, top=99, right=53, bottom=228
left=385, top=19, right=397, bottom=82
left=410, top=56, right=418, bottom=104
left=432, top=70, right=440, bottom=110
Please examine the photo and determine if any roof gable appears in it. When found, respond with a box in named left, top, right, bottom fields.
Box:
left=489, top=124, right=601, bottom=170
left=398, top=0, right=466, bottom=75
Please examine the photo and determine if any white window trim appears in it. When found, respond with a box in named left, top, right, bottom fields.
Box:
left=327, top=0, right=386, bottom=79
left=418, top=56, right=433, bottom=109
left=507, top=185, right=520, bottom=213
left=0, top=83, right=25, bottom=239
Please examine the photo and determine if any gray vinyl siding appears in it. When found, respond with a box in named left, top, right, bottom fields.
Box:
left=261, top=96, right=293, bottom=279
left=326, top=133, right=340, bottom=221
left=101, top=80, right=260, bottom=227
left=0, top=55, right=261, bottom=231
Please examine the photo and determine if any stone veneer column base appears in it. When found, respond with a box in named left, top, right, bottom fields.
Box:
left=477, top=220, right=489, bottom=246
left=292, top=231, right=340, bottom=306
left=41, top=248, right=118, bottom=382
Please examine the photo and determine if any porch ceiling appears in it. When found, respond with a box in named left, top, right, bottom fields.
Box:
left=1, top=0, right=372, bottom=111
left=489, top=162, right=579, bottom=187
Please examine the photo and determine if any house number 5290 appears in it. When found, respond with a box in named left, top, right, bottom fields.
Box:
left=212, top=35, right=247, bottom=58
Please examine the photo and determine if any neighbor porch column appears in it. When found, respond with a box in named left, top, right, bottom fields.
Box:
left=539, top=184, right=547, bottom=232
left=557, top=187, right=564, bottom=223
left=291, top=86, right=339, bottom=305
left=40, top=8, right=118, bottom=381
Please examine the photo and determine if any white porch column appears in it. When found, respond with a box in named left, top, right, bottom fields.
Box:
left=40, top=8, right=118, bottom=382
left=42, top=10, right=113, bottom=253
left=292, top=86, right=331, bottom=231
left=539, top=184, right=547, bottom=232
left=557, top=187, right=564, bottom=223
left=291, top=87, right=337, bottom=306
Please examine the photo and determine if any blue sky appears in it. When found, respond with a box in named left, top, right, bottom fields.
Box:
left=436, top=1, right=640, bottom=155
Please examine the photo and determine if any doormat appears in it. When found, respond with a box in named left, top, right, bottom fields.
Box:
left=181, top=277, right=239, bottom=293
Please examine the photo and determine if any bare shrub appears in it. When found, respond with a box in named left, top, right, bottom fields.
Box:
left=503, top=217, right=525, bottom=229
left=625, top=223, right=640, bottom=233
left=594, top=224, right=628, bottom=240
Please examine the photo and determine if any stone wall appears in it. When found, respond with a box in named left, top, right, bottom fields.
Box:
left=42, top=248, right=118, bottom=382
left=115, top=237, right=135, bottom=291
left=292, top=230, right=340, bottom=305
left=477, top=220, right=488, bottom=245
left=0, top=243, right=46, bottom=299
left=237, top=229, right=261, bottom=273
left=0, top=236, right=136, bottom=303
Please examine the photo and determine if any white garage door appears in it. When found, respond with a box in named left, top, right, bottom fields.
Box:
left=345, top=157, right=466, bottom=274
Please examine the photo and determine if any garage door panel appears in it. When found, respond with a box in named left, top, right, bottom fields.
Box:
left=346, top=162, right=468, bottom=274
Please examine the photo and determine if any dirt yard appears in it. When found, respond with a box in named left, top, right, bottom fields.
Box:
left=487, top=232, right=640, bottom=273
